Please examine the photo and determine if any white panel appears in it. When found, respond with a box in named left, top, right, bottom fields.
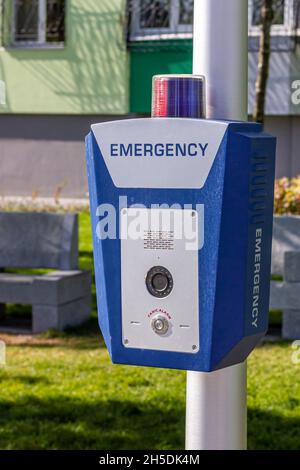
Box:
left=92, top=118, right=228, bottom=189
left=121, top=208, right=200, bottom=354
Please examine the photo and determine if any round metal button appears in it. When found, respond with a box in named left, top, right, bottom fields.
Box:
left=151, top=315, right=169, bottom=336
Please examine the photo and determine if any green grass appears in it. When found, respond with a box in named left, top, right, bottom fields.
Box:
left=269, top=310, right=283, bottom=328
left=0, top=213, right=299, bottom=450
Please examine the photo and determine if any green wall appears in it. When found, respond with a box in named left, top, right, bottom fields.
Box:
left=0, top=0, right=129, bottom=114
left=130, top=40, right=193, bottom=114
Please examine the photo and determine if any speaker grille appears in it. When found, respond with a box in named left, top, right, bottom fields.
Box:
left=143, top=230, right=174, bottom=251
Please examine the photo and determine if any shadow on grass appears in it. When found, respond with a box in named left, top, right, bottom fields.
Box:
left=248, top=408, right=300, bottom=450
left=0, top=394, right=299, bottom=450
left=41, top=317, right=105, bottom=350
left=0, top=395, right=185, bottom=450
left=7, top=341, right=104, bottom=351
left=3, top=374, right=51, bottom=385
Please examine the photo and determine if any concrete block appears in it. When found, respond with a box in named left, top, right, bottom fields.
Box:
left=59, top=214, right=79, bottom=270
left=282, top=310, right=300, bottom=340
left=57, top=296, right=91, bottom=331
left=272, top=215, right=300, bottom=275
left=284, top=251, right=300, bottom=282
left=0, top=212, right=90, bottom=334
left=0, top=271, right=91, bottom=305
left=0, top=212, right=78, bottom=270
left=33, top=270, right=91, bottom=305
left=270, top=281, right=300, bottom=310
left=32, top=295, right=91, bottom=333
left=0, top=274, right=34, bottom=304
left=32, top=304, right=59, bottom=334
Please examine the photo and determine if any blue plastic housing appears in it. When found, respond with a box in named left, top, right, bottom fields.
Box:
left=86, top=119, right=276, bottom=372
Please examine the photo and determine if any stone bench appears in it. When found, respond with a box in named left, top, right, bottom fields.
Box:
left=270, top=216, right=300, bottom=339
left=0, top=212, right=91, bottom=333
left=270, top=251, right=300, bottom=340
left=271, top=215, right=300, bottom=276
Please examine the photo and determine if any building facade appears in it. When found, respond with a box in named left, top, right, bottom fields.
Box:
left=0, top=0, right=299, bottom=198
left=0, top=0, right=129, bottom=198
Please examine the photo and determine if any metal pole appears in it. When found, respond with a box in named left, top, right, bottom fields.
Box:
left=186, top=0, right=248, bottom=450
left=193, top=0, right=248, bottom=121
left=186, top=363, right=247, bottom=450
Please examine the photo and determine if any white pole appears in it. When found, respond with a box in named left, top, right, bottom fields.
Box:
left=186, top=0, right=248, bottom=450
left=186, top=363, right=247, bottom=450
left=193, top=0, right=248, bottom=121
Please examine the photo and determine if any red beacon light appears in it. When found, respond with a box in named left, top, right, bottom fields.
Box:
left=152, top=74, right=206, bottom=119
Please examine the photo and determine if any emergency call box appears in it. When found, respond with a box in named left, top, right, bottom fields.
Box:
left=86, top=117, right=276, bottom=372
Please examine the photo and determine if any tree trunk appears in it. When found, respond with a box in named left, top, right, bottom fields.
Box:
left=253, top=0, right=274, bottom=125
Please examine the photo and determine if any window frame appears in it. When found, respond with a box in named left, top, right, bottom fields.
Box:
left=130, top=0, right=193, bottom=41
left=130, top=0, right=298, bottom=41
left=11, top=0, right=65, bottom=48
left=248, top=0, right=296, bottom=36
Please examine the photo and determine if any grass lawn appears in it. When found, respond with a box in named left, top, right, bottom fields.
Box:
left=0, top=213, right=299, bottom=450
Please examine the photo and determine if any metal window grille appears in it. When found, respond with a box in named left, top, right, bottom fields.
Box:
left=128, top=0, right=300, bottom=41
left=11, top=0, right=65, bottom=46
left=128, top=0, right=194, bottom=41
left=249, top=0, right=299, bottom=35
left=252, top=0, right=285, bottom=26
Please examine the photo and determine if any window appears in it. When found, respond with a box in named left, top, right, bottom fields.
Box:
left=179, top=0, right=193, bottom=26
left=139, top=0, right=170, bottom=30
left=12, top=0, right=65, bottom=46
left=249, top=0, right=295, bottom=35
left=129, top=0, right=193, bottom=41
left=129, top=0, right=298, bottom=41
left=252, top=0, right=285, bottom=26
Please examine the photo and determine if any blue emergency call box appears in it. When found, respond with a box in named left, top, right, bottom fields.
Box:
left=86, top=115, right=276, bottom=372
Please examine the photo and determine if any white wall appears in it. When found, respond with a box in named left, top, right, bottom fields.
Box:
left=0, top=114, right=298, bottom=199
